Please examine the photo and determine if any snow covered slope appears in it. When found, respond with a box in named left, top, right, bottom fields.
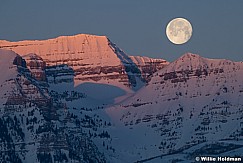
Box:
left=0, top=49, right=20, bottom=106
left=106, top=53, right=243, bottom=162
left=0, top=49, right=106, bottom=163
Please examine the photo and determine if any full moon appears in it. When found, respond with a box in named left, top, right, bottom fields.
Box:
left=166, top=18, right=192, bottom=44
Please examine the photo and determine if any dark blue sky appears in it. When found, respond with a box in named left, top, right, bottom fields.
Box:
left=0, top=0, right=243, bottom=61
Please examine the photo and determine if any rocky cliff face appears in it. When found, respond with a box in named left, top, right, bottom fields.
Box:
left=0, top=34, right=169, bottom=89
left=22, top=53, right=47, bottom=82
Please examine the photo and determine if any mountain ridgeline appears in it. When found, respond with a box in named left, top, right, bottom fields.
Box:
left=0, top=34, right=243, bottom=162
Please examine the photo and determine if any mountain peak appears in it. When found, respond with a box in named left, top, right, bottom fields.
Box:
left=180, top=52, right=201, bottom=59
left=0, top=33, right=118, bottom=67
left=54, top=33, right=108, bottom=41
left=161, top=52, right=236, bottom=75
left=163, top=53, right=208, bottom=72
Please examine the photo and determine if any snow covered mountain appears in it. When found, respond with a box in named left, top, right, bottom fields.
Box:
left=1, top=34, right=243, bottom=163
left=0, top=34, right=168, bottom=91
left=0, top=49, right=106, bottom=162
left=0, top=35, right=168, bottom=163
left=106, top=53, right=243, bottom=162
